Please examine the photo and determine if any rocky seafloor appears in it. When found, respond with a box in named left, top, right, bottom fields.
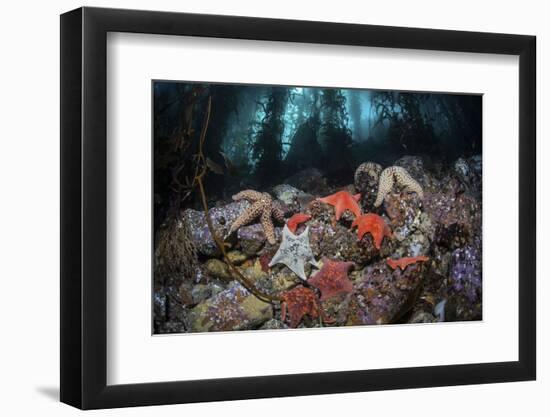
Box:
left=154, top=155, right=482, bottom=334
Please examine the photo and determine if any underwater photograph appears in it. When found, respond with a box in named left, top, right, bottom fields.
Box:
left=153, top=81, right=482, bottom=334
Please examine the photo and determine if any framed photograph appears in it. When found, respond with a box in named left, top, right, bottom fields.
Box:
left=60, top=7, right=536, bottom=409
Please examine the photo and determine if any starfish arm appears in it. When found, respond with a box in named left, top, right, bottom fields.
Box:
left=232, top=189, right=263, bottom=202
left=309, top=256, right=321, bottom=268
left=271, top=206, right=285, bottom=223
left=281, top=224, right=293, bottom=239
left=354, top=162, right=382, bottom=188
left=268, top=250, right=283, bottom=267
left=318, top=195, right=336, bottom=205
left=229, top=200, right=263, bottom=233
left=350, top=201, right=362, bottom=218
left=374, top=169, right=395, bottom=207
left=296, top=226, right=310, bottom=241
left=354, top=163, right=366, bottom=186
left=261, top=208, right=276, bottom=244
left=333, top=202, right=344, bottom=220
left=356, top=225, right=366, bottom=240
left=404, top=183, right=424, bottom=198
left=395, top=167, right=423, bottom=198
left=289, top=260, right=307, bottom=281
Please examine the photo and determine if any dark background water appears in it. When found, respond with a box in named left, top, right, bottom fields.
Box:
left=153, top=81, right=481, bottom=231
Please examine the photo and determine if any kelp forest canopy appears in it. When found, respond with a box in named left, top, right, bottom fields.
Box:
left=153, top=81, right=481, bottom=231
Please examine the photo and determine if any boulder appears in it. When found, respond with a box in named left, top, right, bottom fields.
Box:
left=183, top=200, right=250, bottom=256
left=347, top=260, right=426, bottom=325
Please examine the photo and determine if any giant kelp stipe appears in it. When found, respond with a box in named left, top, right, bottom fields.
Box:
left=153, top=81, right=482, bottom=334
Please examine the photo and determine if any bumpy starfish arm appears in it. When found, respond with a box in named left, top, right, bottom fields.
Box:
left=354, top=162, right=382, bottom=187
left=374, top=169, right=395, bottom=207
left=405, top=184, right=423, bottom=198
left=229, top=200, right=263, bottom=233
left=232, top=189, right=264, bottom=202
left=271, top=206, right=285, bottom=223
left=403, top=180, right=424, bottom=198
left=261, top=208, right=276, bottom=244
left=394, top=167, right=423, bottom=198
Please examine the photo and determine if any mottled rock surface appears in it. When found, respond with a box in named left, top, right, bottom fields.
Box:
left=188, top=283, right=273, bottom=332
left=347, top=260, right=427, bottom=325
left=183, top=201, right=250, bottom=256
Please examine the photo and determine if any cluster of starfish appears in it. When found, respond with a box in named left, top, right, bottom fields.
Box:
left=318, top=189, right=393, bottom=250
left=278, top=258, right=355, bottom=327
left=226, top=164, right=427, bottom=328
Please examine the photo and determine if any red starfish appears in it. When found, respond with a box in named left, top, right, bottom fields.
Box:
left=280, top=286, right=333, bottom=328
left=286, top=213, right=311, bottom=234
left=308, top=258, right=354, bottom=301
left=318, top=190, right=362, bottom=221
left=387, top=256, right=429, bottom=271
left=351, top=213, right=392, bottom=249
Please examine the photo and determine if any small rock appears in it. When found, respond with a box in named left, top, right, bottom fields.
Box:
left=272, top=184, right=314, bottom=214
left=205, top=259, right=232, bottom=281
left=191, top=282, right=225, bottom=305
left=188, top=283, right=273, bottom=332
left=295, top=193, right=316, bottom=212
left=270, top=271, right=300, bottom=293
left=226, top=250, right=248, bottom=265
left=260, top=319, right=289, bottom=330
left=272, top=184, right=301, bottom=206
left=409, top=311, right=437, bottom=324
left=178, top=282, right=195, bottom=305
left=454, top=158, right=470, bottom=178
left=240, top=262, right=269, bottom=283
left=237, top=224, right=267, bottom=255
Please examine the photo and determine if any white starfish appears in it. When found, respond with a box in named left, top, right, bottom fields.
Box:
left=268, top=225, right=320, bottom=280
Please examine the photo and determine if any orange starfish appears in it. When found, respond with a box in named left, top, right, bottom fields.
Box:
left=387, top=256, right=429, bottom=270
left=318, top=190, right=362, bottom=220
left=351, top=213, right=392, bottom=249
left=280, top=286, right=332, bottom=328
left=286, top=213, right=311, bottom=234
left=308, top=258, right=354, bottom=301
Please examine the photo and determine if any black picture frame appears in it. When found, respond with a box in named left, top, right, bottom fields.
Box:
left=60, top=6, right=536, bottom=410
